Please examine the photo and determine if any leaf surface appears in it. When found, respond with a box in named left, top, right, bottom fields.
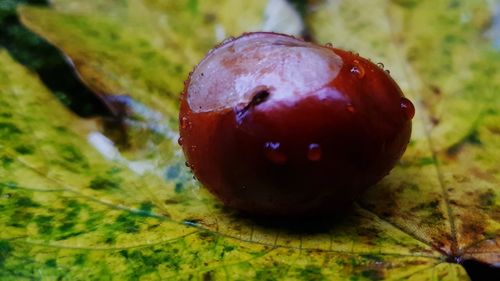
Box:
left=0, top=0, right=498, bottom=279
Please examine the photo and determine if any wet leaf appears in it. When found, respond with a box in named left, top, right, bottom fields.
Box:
left=1, top=0, right=498, bottom=279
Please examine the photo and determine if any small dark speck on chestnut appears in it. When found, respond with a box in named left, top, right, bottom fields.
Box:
left=179, top=32, right=414, bottom=216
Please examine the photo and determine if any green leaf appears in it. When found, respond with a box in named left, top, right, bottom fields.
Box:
left=0, top=50, right=448, bottom=280
left=0, top=0, right=498, bottom=279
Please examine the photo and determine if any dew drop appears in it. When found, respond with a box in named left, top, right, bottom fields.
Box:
left=264, top=142, right=287, bottom=164
left=350, top=67, right=362, bottom=77
left=180, top=117, right=191, bottom=130
left=221, top=36, right=235, bottom=44
left=180, top=117, right=188, bottom=128
left=185, top=161, right=190, bottom=168
left=385, top=69, right=391, bottom=74
left=325, top=42, right=333, bottom=48
left=177, top=137, right=183, bottom=146
left=350, top=60, right=365, bottom=78
left=377, top=62, right=385, bottom=69
left=400, top=97, right=415, bottom=120
left=307, top=143, right=322, bottom=161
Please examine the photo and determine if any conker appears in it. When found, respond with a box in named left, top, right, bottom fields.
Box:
left=179, top=32, right=414, bottom=216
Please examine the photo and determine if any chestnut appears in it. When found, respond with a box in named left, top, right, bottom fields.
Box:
left=179, top=32, right=414, bottom=216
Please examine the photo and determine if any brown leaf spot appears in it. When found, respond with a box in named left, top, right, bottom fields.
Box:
left=458, top=211, right=488, bottom=245
left=487, top=125, right=500, bottom=135
left=453, top=174, right=470, bottom=183
left=478, top=190, right=495, bottom=208
left=429, top=84, right=442, bottom=95
left=430, top=116, right=440, bottom=126
left=470, top=168, right=497, bottom=183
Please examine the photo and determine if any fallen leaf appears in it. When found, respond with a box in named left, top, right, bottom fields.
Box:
left=0, top=0, right=497, bottom=279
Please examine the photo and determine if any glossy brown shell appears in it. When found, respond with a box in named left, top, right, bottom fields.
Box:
left=179, top=32, right=414, bottom=216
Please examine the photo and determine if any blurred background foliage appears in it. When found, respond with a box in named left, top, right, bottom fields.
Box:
left=0, top=0, right=108, bottom=116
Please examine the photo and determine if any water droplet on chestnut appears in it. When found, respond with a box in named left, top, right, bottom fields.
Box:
left=179, top=32, right=413, bottom=216
left=264, top=142, right=287, bottom=165
left=350, top=59, right=365, bottom=78
left=307, top=143, right=322, bottom=161
left=400, top=97, right=415, bottom=120
left=180, top=116, right=189, bottom=129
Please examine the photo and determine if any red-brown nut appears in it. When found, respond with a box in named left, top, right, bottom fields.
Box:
left=179, top=32, right=414, bottom=216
